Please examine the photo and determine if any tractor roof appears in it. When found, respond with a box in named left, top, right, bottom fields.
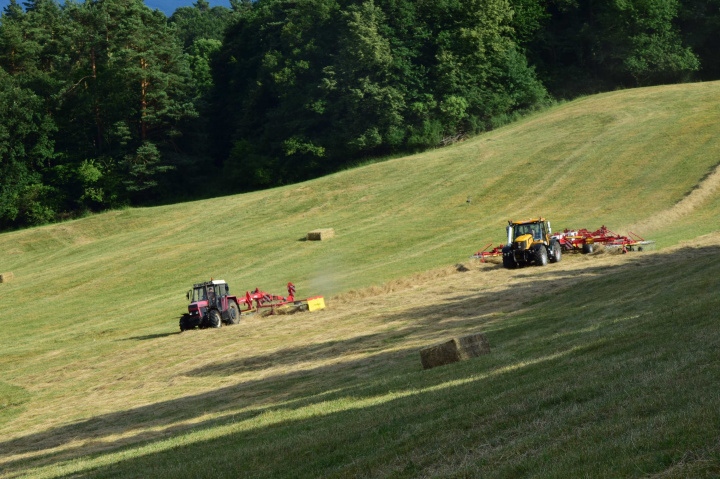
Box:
left=510, top=218, right=545, bottom=225
left=192, top=279, right=227, bottom=288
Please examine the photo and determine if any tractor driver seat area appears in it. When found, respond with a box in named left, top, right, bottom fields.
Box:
left=530, top=224, right=542, bottom=241
left=207, top=289, right=215, bottom=305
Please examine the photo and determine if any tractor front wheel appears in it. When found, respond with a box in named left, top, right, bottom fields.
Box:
left=502, top=246, right=516, bottom=269
left=208, top=310, right=222, bottom=328
left=226, top=301, right=240, bottom=325
left=534, top=245, right=548, bottom=266
left=179, top=314, right=192, bottom=332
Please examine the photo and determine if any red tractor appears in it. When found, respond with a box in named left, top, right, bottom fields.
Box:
left=180, top=280, right=240, bottom=331
left=179, top=280, right=325, bottom=332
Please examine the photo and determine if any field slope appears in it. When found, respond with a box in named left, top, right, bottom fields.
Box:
left=1, top=81, right=719, bottom=477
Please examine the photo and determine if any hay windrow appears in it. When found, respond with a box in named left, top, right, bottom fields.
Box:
left=624, top=160, right=720, bottom=234
left=329, top=262, right=486, bottom=305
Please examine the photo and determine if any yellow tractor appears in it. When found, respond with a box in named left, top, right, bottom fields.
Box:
left=501, top=218, right=562, bottom=269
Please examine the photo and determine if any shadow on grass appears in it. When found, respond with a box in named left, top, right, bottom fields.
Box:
left=184, top=333, right=386, bottom=376
left=3, top=246, right=720, bottom=477
left=12, top=342, right=599, bottom=477
left=59, top=329, right=720, bottom=478
left=123, top=332, right=181, bottom=341
left=0, top=347, right=417, bottom=472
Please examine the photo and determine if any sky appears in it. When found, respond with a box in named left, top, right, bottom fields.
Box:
left=145, top=0, right=231, bottom=14
left=0, top=0, right=232, bottom=16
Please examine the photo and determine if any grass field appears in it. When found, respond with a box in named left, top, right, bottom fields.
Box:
left=1, top=81, right=719, bottom=477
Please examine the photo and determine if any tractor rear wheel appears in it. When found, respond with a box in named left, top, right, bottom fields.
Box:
left=208, top=310, right=222, bottom=328
left=550, top=241, right=562, bottom=263
left=534, top=245, right=548, bottom=266
left=226, top=301, right=240, bottom=325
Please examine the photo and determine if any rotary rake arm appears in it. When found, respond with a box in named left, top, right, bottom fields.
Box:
left=470, top=243, right=505, bottom=262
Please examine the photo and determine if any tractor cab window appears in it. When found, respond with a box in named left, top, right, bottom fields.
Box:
left=214, top=285, right=225, bottom=298
left=513, top=223, right=543, bottom=241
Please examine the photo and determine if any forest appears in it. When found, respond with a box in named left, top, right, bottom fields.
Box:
left=0, top=0, right=718, bottom=230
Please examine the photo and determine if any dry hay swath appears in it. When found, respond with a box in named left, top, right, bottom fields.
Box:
left=263, top=304, right=309, bottom=316
left=0, top=272, right=14, bottom=283
left=331, top=262, right=483, bottom=305
left=580, top=244, right=644, bottom=259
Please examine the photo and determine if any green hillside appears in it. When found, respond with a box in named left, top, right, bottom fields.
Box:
left=1, top=82, right=719, bottom=477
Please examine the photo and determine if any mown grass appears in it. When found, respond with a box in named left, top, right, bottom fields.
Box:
left=1, top=81, right=720, bottom=477
left=7, top=243, right=720, bottom=478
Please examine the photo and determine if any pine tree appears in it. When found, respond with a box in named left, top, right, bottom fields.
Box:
left=106, top=0, right=196, bottom=196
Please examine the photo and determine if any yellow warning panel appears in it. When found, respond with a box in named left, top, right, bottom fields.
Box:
left=306, top=296, right=326, bottom=312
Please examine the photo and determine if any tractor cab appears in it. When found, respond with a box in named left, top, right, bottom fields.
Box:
left=508, top=219, right=549, bottom=244
left=502, top=217, right=561, bottom=268
left=188, top=281, right=229, bottom=306
left=181, top=280, right=239, bottom=331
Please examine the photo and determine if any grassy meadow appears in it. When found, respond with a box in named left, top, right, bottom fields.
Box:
left=1, top=81, right=720, bottom=477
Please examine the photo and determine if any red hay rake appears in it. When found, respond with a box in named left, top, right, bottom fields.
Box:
left=552, top=226, right=655, bottom=253
left=238, top=282, right=325, bottom=315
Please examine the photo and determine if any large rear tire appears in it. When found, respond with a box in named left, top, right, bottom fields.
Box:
left=226, top=301, right=240, bottom=325
left=208, top=310, right=222, bottom=328
left=550, top=241, right=562, bottom=263
left=534, top=245, right=548, bottom=266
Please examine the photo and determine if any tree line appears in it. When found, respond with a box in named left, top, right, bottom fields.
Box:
left=1, top=0, right=718, bottom=230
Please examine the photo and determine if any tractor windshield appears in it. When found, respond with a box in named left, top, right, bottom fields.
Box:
left=513, top=223, right=542, bottom=241
left=191, top=287, right=207, bottom=302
